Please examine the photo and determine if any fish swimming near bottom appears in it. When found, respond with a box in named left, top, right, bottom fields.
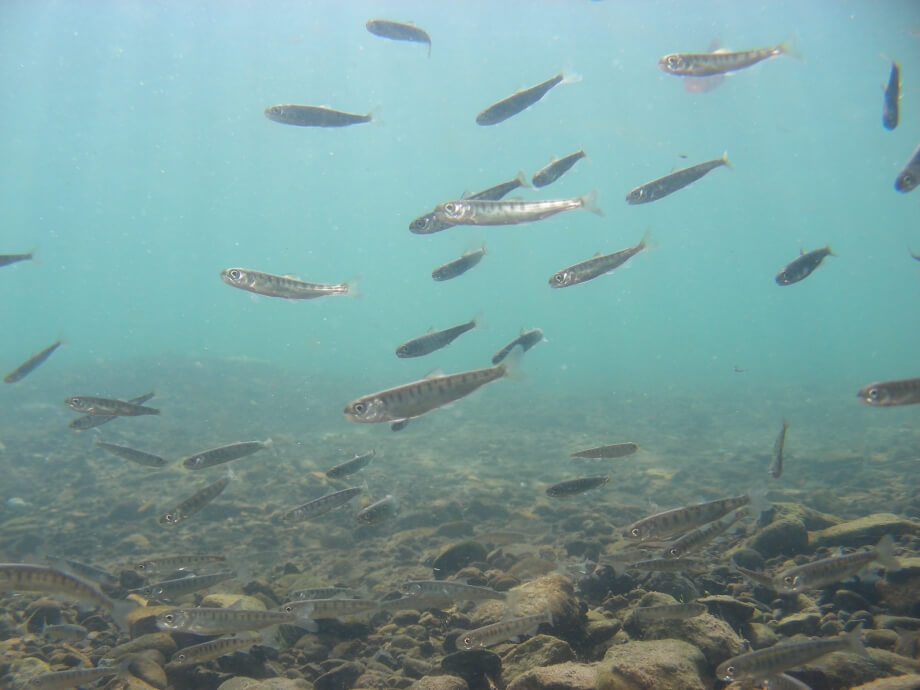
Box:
left=626, top=154, right=730, bottom=204
left=159, top=476, right=230, bottom=526
left=356, top=495, right=399, bottom=525
left=157, top=606, right=296, bottom=635
left=545, top=475, right=609, bottom=497
left=65, top=396, right=160, bottom=417
left=134, top=554, right=226, bottom=578
left=571, top=442, right=639, bottom=459
left=773, top=534, right=899, bottom=593
left=491, top=328, right=545, bottom=365
left=624, top=495, right=752, bottom=540
left=25, top=662, right=132, bottom=690
left=4, top=338, right=63, bottom=384
left=775, top=246, right=835, bottom=285
left=70, top=391, right=155, bottom=431
left=281, top=486, right=363, bottom=523
left=857, top=377, right=920, bottom=406
left=167, top=634, right=260, bottom=667
left=264, top=104, right=373, bottom=128
left=549, top=233, right=648, bottom=288
left=460, top=608, right=553, bottom=648
left=716, top=629, right=866, bottom=682
left=182, top=440, right=270, bottom=470
left=326, top=450, right=375, bottom=479
left=344, top=358, right=516, bottom=423
left=97, top=441, right=167, bottom=468
left=770, top=419, right=788, bottom=479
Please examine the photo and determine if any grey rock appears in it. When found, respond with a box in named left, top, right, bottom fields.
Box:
left=776, top=612, right=822, bottom=636
left=809, top=514, right=917, bottom=549
left=697, top=595, right=756, bottom=628
left=501, top=634, right=575, bottom=683
left=314, top=661, right=365, bottom=690
left=218, top=678, right=311, bottom=690
left=741, top=622, right=779, bottom=650
left=748, top=518, right=808, bottom=559
left=596, top=639, right=709, bottom=690
left=507, top=661, right=596, bottom=690
left=408, top=677, right=469, bottom=690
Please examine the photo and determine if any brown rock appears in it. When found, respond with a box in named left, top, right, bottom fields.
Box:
left=596, top=639, right=708, bottom=690
left=809, top=514, right=917, bottom=549
left=501, top=634, right=575, bottom=683
left=507, top=661, right=597, bottom=690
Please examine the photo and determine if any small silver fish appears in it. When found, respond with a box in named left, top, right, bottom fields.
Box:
left=45, top=556, right=118, bottom=587
left=773, top=535, right=899, bottom=593
left=716, top=629, right=865, bottom=682
left=659, top=38, right=798, bottom=77
left=624, top=495, right=751, bottom=541
left=159, top=476, right=230, bottom=526
left=433, top=192, right=600, bottom=227
left=25, top=663, right=128, bottom=690
left=290, top=586, right=362, bottom=601
left=41, top=622, right=88, bottom=642
left=326, top=451, right=375, bottom=479
left=182, top=440, right=270, bottom=470
left=221, top=267, right=356, bottom=299
left=460, top=608, right=553, bottom=648
left=775, top=246, right=835, bottom=285
left=70, top=391, right=155, bottom=431
left=476, top=72, right=577, bottom=126
left=167, top=633, right=260, bottom=667
left=858, top=377, right=920, bottom=406
left=883, top=61, right=900, bottom=130
left=264, top=105, right=372, bottom=128
left=770, top=419, right=788, bottom=479
left=626, top=154, right=730, bottom=204
left=282, top=486, right=363, bottom=523
left=0, top=251, right=34, bottom=268
left=97, top=441, right=167, bottom=468
left=65, top=396, right=160, bottom=416
left=571, top=442, right=639, bottom=459
left=532, top=149, right=586, bottom=188
left=366, top=19, right=431, bottom=56
left=662, top=508, right=749, bottom=559
left=157, top=606, right=296, bottom=635
left=895, top=143, right=920, bottom=193
left=396, top=317, right=479, bottom=358
left=549, top=234, right=647, bottom=288
left=134, top=554, right=226, bottom=577
left=4, top=339, right=63, bottom=384
left=625, top=557, right=706, bottom=573
left=356, top=495, right=399, bottom=525
left=130, top=571, right=235, bottom=602
left=401, top=580, right=506, bottom=602
left=491, top=328, right=544, bottom=365
left=545, top=475, right=608, bottom=497
left=280, top=597, right=380, bottom=620
left=432, top=245, right=487, bottom=281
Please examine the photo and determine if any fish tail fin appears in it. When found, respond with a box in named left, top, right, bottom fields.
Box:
left=344, top=276, right=362, bottom=298
left=579, top=190, right=604, bottom=216
left=825, top=245, right=837, bottom=258
left=719, top=152, right=733, bottom=170
left=747, top=488, right=770, bottom=520
left=544, top=604, right=555, bottom=627
left=498, top=346, right=526, bottom=382
left=639, top=227, right=657, bottom=251
left=778, top=33, right=802, bottom=60
left=561, top=68, right=582, bottom=85
left=515, top=170, right=532, bottom=189
left=110, top=599, right=139, bottom=634
left=472, top=310, right=487, bottom=330
left=875, top=534, right=901, bottom=571
left=28, top=247, right=39, bottom=264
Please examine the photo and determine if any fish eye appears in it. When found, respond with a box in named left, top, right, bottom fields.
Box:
left=725, top=665, right=735, bottom=677
left=631, top=528, right=640, bottom=537
left=353, top=402, right=366, bottom=414
left=552, top=273, right=564, bottom=284
left=783, top=575, right=794, bottom=586
left=229, top=269, right=242, bottom=281
left=867, top=388, right=880, bottom=400
left=164, top=513, right=175, bottom=522
left=902, top=173, right=915, bottom=186
left=163, top=613, right=174, bottom=623
left=284, top=605, right=294, bottom=613
left=411, top=218, right=428, bottom=230
left=462, top=636, right=473, bottom=647
left=175, top=653, right=186, bottom=663
left=667, top=55, right=680, bottom=68
left=444, top=203, right=456, bottom=213
left=669, top=548, right=680, bottom=557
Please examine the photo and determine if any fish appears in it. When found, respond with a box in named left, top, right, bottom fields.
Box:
left=625, top=557, right=707, bottom=573
left=400, top=580, right=506, bottom=602
left=0, top=251, right=34, bottom=268
left=532, top=149, right=587, bottom=188
left=632, top=602, right=707, bottom=623
left=491, top=328, right=545, bottom=365
left=157, top=606, right=297, bottom=635
left=682, top=40, right=727, bottom=93
left=895, top=143, right=920, bottom=193
left=356, top=495, right=399, bottom=525
left=774, top=246, right=835, bottom=285
left=281, top=486, right=363, bottom=523
left=476, top=72, right=577, bottom=126
left=432, top=192, right=600, bottom=227
left=763, top=674, right=814, bottom=690
left=280, top=597, right=380, bottom=620
left=41, top=622, right=89, bottom=642
left=734, top=564, right=777, bottom=589
left=344, top=359, right=514, bottom=423
left=4, top=339, right=63, bottom=384
left=549, top=233, right=648, bottom=288
left=325, top=450, right=375, bottom=479
left=624, top=495, right=751, bottom=540
left=182, top=440, right=270, bottom=470
left=159, top=476, right=230, bottom=526
left=366, top=19, right=431, bottom=56
left=911, top=248, right=920, bottom=261
left=662, top=508, right=749, bottom=559
left=65, top=396, right=160, bottom=416
left=571, top=442, right=639, bottom=459
left=45, top=556, right=118, bottom=587
left=626, top=154, right=730, bottom=204
left=770, top=419, right=788, bottom=479
left=69, top=391, right=155, bottom=431
left=773, top=535, right=900, bottom=593
left=460, top=608, right=553, bottom=648
left=659, top=37, right=799, bottom=77
left=264, top=104, right=372, bottom=128
left=883, top=61, right=900, bottom=130
left=545, top=475, right=609, bottom=497
left=96, top=441, right=167, bottom=468
left=396, top=317, right=480, bottom=358
left=129, top=571, right=236, bottom=602
left=432, top=245, right=487, bottom=281
left=858, top=377, right=920, bottom=406
left=134, top=554, right=226, bottom=577
left=220, top=268, right=355, bottom=299
left=167, top=633, right=260, bottom=667
left=716, top=629, right=865, bottom=682
left=409, top=174, right=532, bottom=234
left=289, top=586, right=362, bottom=601
left=0, top=564, right=136, bottom=632
left=391, top=419, right=411, bottom=432
left=24, top=663, right=130, bottom=690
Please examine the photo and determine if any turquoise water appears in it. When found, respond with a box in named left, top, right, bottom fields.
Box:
left=1, top=2, right=918, bottom=475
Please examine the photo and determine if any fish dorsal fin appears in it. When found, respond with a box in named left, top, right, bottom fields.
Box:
left=283, top=273, right=299, bottom=279
left=424, top=369, right=443, bottom=379
left=427, top=327, right=435, bottom=333
left=460, top=190, right=472, bottom=199
left=593, top=252, right=602, bottom=257
left=799, top=248, right=805, bottom=255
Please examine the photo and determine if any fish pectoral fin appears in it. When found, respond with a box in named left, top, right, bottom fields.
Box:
left=423, top=369, right=443, bottom=379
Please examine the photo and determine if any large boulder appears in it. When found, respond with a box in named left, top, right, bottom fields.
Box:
left=596, top=639, right=709, bottom=690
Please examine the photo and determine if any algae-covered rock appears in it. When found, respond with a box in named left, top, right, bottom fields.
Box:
left=596, top=639, right=708, bottom=690
left=507, top=661, right=597, bottom=690
left=747, top=518, right=808, bottom=558
left=877, top=557, right=920, bottom=616
left=809, top=514, right=917, bottom=549
left=853, top=676, right=920, bottom=689
left=742, top=621, right=780, bottom=650
left=796, top=646, right=920, bottom=688
left=408, top=676, right=468, bottom=690
left=501, top=634, right=575, bottom=683
left=201, top=593, right=267, bottom=610
left=433, top=541, right=489, bottom=579
left=218, top=678, right=311, bottom=690
left=106, top=632, right=177, bottom=660
left=776, top=611, right=821, bottom=636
